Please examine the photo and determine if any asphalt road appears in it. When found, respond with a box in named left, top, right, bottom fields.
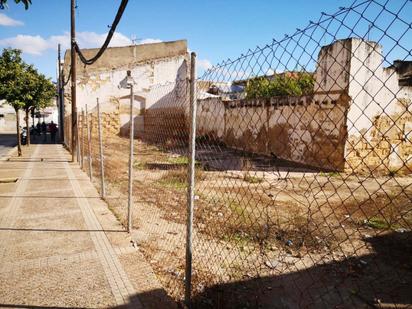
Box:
left=0, top=133, right=17, bottom=157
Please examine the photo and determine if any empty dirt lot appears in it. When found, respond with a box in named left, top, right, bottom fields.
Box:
left=85, top=134, right=412, bottom=307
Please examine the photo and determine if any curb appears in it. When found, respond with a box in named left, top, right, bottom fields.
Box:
left=0, top=146, right=18, bottom=162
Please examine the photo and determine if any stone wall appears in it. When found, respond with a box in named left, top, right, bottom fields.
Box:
left=346, top=99, right=412, bottom=174
left=88, top=111, right=121, bottom=139
left=63, top=101, right=121, bottom=152
left=343, top=39, right=412, bottom=173
left=197, top=38, right=412, bottom=173
left=198, top=92, right=349, bottom=171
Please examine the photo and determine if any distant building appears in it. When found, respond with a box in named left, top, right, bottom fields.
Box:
left=0, top=100, right=17, bottom=132
left=63, top=40, right=189, bottom=137
left=0, top=100, right=58, bottom=133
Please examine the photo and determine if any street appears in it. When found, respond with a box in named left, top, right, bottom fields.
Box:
left=0, top=133, right=16, bottom=158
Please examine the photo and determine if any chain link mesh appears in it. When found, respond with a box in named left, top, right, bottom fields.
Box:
left=70, top=0, right=411, bottom=307
left=191, top=0, right=412, bottom=307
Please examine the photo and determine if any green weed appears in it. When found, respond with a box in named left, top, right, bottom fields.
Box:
left=133, top=160, right=146, bottom=170
left=243, top=173, right=264, bottom=184
left=319, top=171, right=340, bottom=177
left=167, top=156, right=189, bottom=165
left=364, top=216, right=400, bottom=230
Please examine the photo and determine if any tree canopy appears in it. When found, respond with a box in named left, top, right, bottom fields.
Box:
left=0, top=48, right=55, bottom=112
left=0, top=48, right=55, bottom=155
left=0, top=0, right=31, bottom=10
left=0, top=49, right=28, bottom=111
left=245, top=72, right=315, bottom=99
left=24, top=66, right=56, bottom=112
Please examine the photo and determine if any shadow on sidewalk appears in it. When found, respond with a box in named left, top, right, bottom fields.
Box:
left=27, top=133, right=61, bottom=145
left=0, top=305, right=88, bottom=309
left=0, top=196, right=102, bottom=198
left=0, top=227, right=124, bottom=233
left=6, top=159, right=70, bottom=162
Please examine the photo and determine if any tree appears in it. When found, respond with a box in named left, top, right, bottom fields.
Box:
left=0, top=48, right=54, bottom=155
left=0, top=0, right=31, bottom=9
left=0, top=49, right=28, bottom=156
left=22, top=66, right=55, bottom=146
left=245, top=72, right=315, bottom=99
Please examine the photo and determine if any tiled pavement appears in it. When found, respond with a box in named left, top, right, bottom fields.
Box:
left=0, top=144, right=174, bottom=308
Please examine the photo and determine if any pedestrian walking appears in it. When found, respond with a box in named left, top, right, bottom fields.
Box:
left=36, top=122, right=41, bottom=136
left=41, top=121, right=47, bottom=142
left=49, top=121, right=58, bottom=144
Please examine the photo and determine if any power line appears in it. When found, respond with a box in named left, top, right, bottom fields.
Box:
left=63, top=69, right=71, bottom=86
left=74, top=0, right=129, bottom=66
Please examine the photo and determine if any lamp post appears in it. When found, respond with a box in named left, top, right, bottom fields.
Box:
left=119, top=70, right=136, bottom=233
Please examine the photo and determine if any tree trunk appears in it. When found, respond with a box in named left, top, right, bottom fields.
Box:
left=25, top=109, right=30, bottom=146
left=15, top=109, right=22, bottom=156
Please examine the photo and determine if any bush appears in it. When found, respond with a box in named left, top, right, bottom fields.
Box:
left=245, top=72, right=314, bottom=99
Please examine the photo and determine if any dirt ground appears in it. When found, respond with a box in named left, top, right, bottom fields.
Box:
left=84, top=134, right=412, bottom=308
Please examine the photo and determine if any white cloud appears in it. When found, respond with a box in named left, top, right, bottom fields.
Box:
left=0, top=34, right=48, bottom=55
left=0, top=13, right=23, bottom=26
left=266, top=68, right=275, bottom=76
left=78, top=31, right=132, bottom=48
left=0, top=31, right=139, bottom=56
left=197, top=58, right=213, bottom=71
left=49, top=31, right=133, bottom=51
left=0, top=32, right=165, bottom=56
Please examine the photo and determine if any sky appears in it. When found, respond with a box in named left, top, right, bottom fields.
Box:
left=0, top=0, right=410, bottom=81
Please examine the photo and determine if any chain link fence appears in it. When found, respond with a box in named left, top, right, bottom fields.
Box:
left=191, top=1, right=411, bottom=307
left=76, top=78, right=192, bottom=301
left=68, top=0, right=411, bottom=307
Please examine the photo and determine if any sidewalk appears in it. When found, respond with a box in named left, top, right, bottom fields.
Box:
left=0, top=144, right=174, bottom=308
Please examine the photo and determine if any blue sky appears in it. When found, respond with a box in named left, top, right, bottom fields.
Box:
left=0, top=0, right=410, bottom=81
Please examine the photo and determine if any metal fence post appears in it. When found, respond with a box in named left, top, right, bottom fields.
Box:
left=69, top=114, right=72, bottom=152
left=80, top=110, right=84, bottom=170
left=127, top=84, right=134, bottom=233
left=86, top=104, right=92, bottom=181
left=97, top=98, right=106, bottom=198
left=185, top=52, right=197, bottom=307
left=76, top=113, right=80, bottom=163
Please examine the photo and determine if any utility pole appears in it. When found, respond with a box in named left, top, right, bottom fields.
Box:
left=70, top=0, right=77, bottom=162
left=58, top=44, right=64, bottom=143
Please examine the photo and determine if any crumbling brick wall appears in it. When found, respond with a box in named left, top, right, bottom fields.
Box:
left=346, top=99, right=412, bottom=174
left=89, top=111, right=121, bottom=139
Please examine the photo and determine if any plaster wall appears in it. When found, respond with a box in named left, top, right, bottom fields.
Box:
left=0, top=103, right=19, bottom=132
left=63, top=40, right=189, bottom=137
left=196, top=38, right=411, bottom=173
left=197, top=93, right=348, bottom=171
left=344, top=39, right=412, bottom=172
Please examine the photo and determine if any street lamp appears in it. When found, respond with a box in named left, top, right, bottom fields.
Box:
left=119, top=70, right=136, bottom=233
